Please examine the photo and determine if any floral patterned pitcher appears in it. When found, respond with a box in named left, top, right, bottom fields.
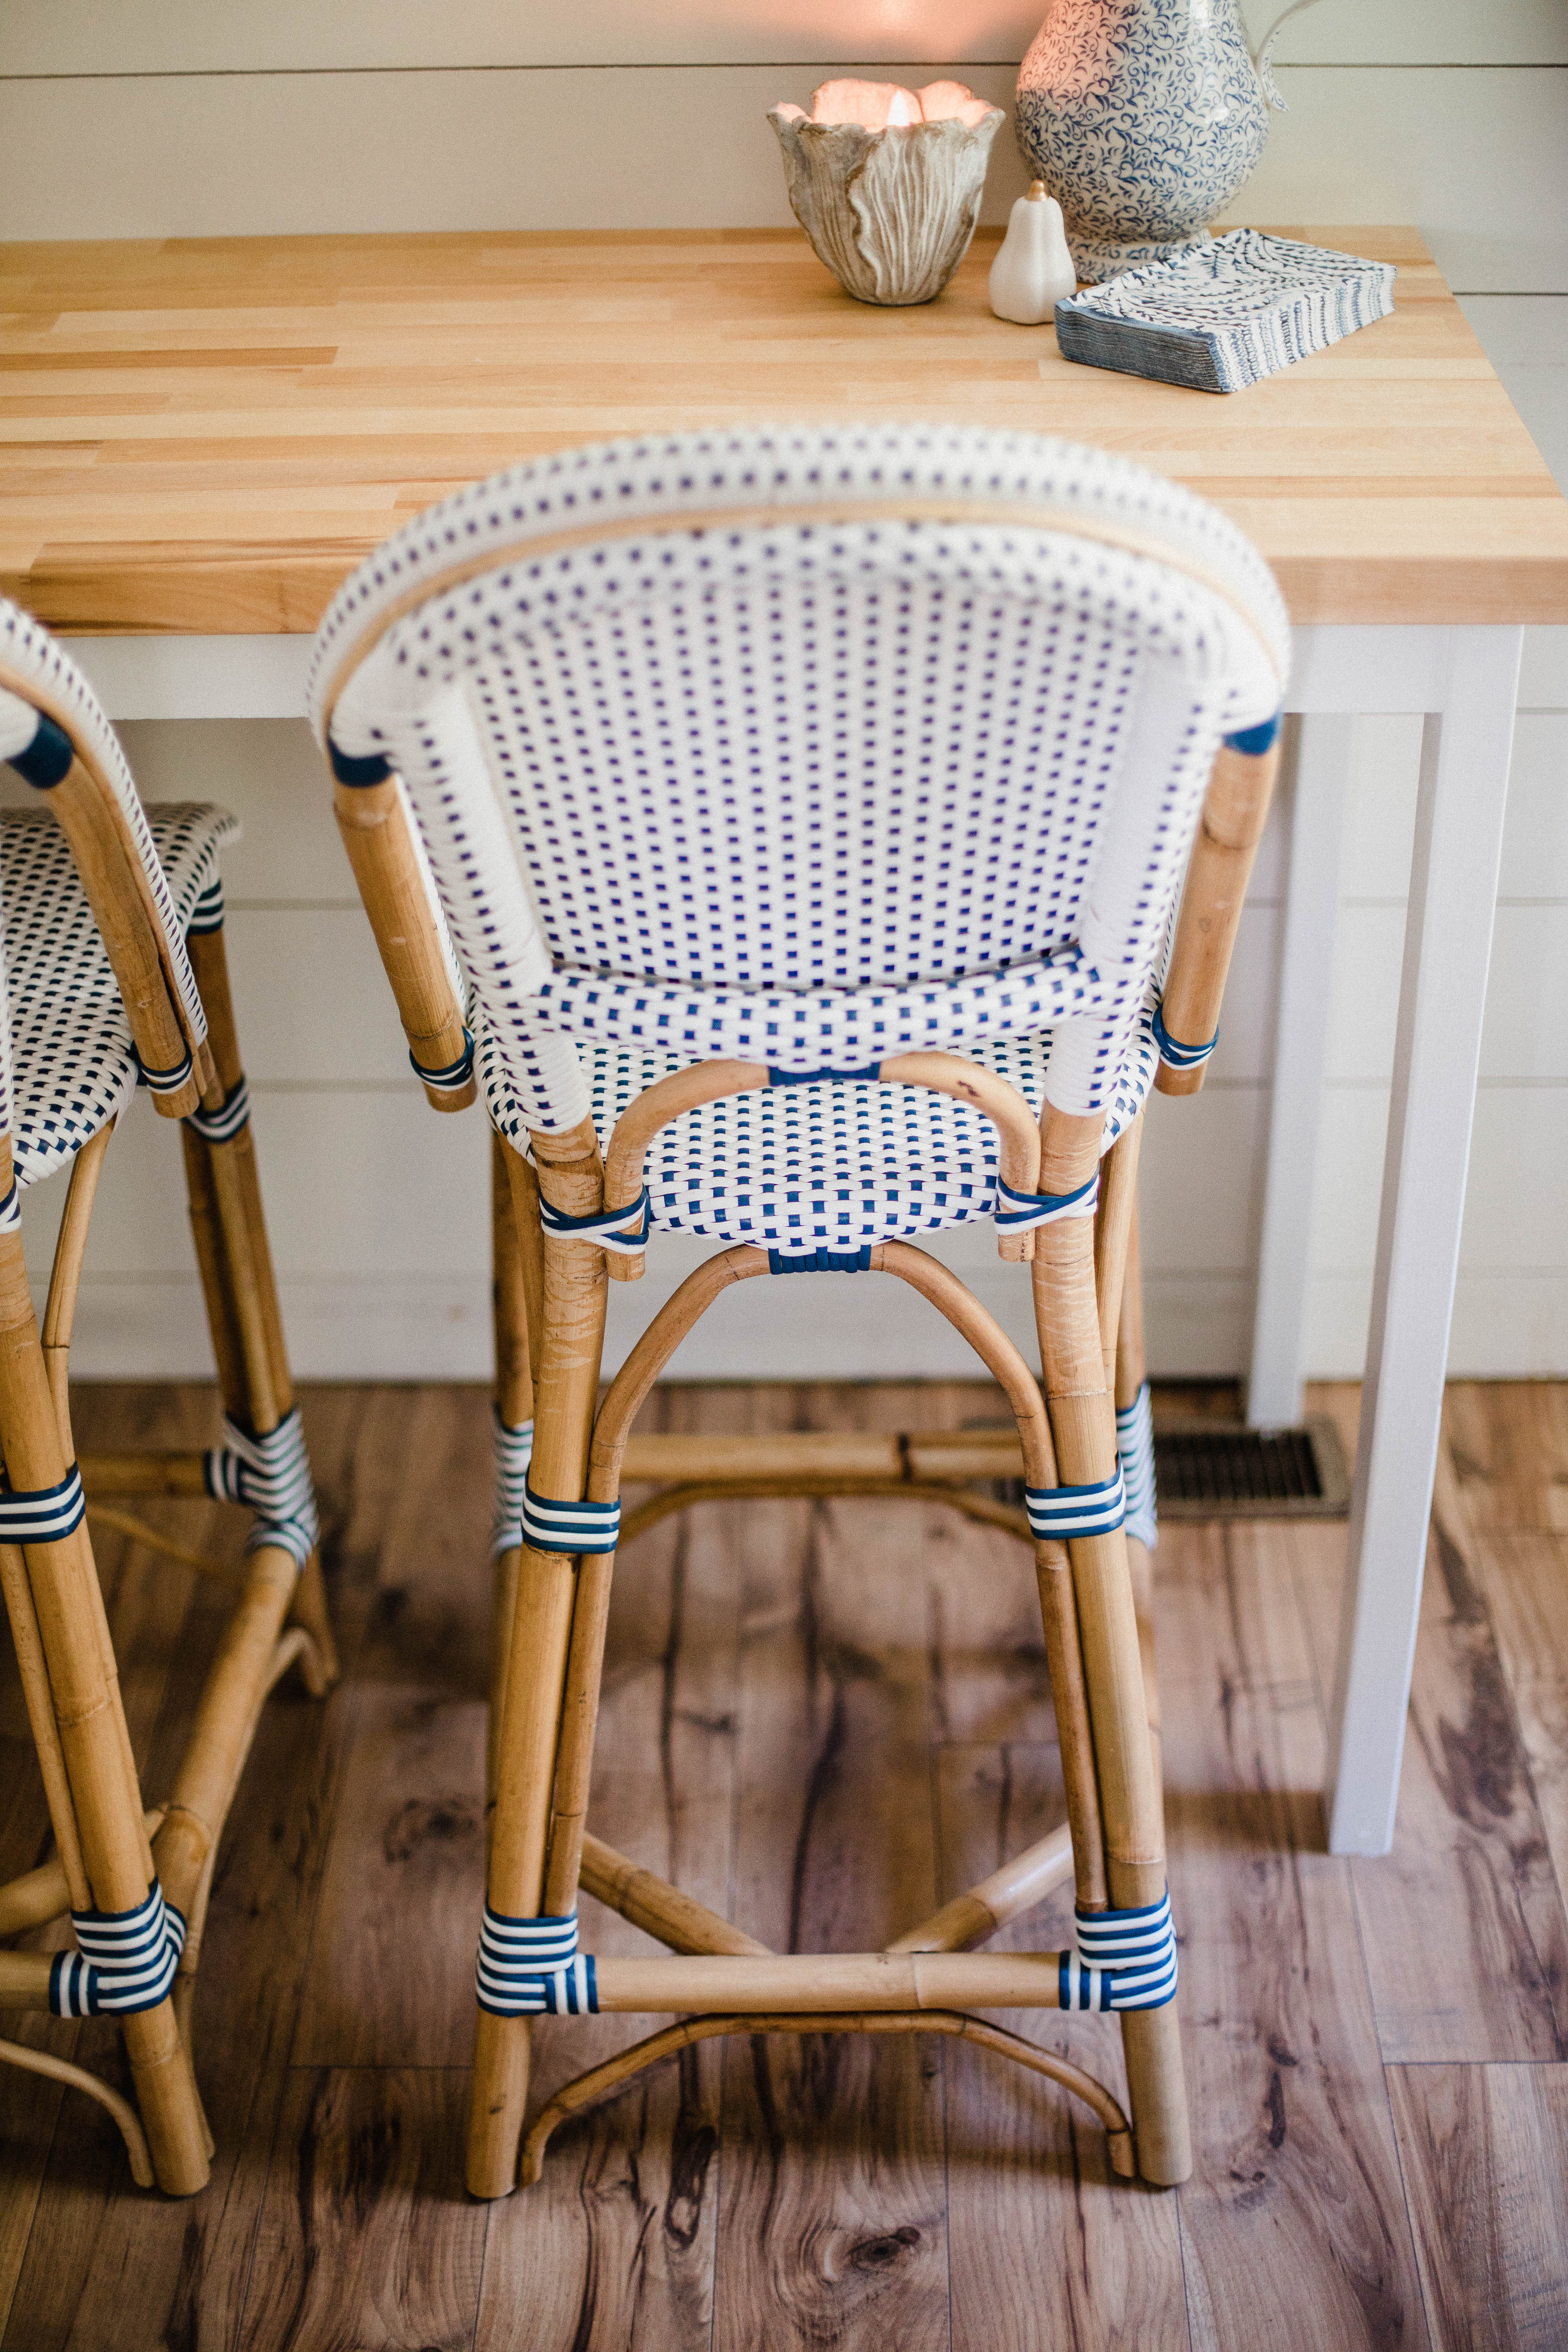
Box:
left=1015, top=0, right=1328, bottom=281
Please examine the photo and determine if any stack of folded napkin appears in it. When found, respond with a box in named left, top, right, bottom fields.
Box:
left=1053, top=229, right=1396, bottom=394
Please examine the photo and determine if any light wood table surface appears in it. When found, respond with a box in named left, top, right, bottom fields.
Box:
left=1, top=225, right=1564, bottom=631
left=2, top=224, right=1564, bottom=1859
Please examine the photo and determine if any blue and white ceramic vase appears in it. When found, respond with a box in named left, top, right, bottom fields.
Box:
left=1014, top=0, right=1316, bottom=283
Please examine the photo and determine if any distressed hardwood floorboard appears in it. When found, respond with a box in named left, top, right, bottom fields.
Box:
left=1442, top=1382, right=1568, bottom=1536
left=1, top=1378, right=1565, bottom=2350
left=1387, top=2063, right=1568, bottom=2352
left=1290, top=1390, right=1568, bottom=2070
left=1473, top=1535, right=1568, bottom=1938
left=238, top=2068, right=487, bottom=2352
left=0, top=1384, right=368, bottom=2352
left=1159, top=1520, right=1429, bottom=2350
left=1298, top=1516, right=1568, bottom=2064
left=476, top=1477, right=742, bottom=2352
left=713, top=1484, right=951, bottom=2352
left=938, top=1743, right=1191, bottom=2352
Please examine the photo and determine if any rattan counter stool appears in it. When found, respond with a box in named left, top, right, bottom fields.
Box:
left=309, top=424, right=1288, bottom=2200
left=0, top=601, right=336, bottom=2197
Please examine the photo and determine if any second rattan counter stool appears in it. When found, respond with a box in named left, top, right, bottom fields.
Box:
left=0, top=601, right=336, bottom=2196
left=310, top=424, right=1288, bottom=2200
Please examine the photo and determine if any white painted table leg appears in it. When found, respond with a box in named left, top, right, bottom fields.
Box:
left=1247, top=714, right=1354, bottom=1430
left=1325, top=627, right=1523, bottom=1857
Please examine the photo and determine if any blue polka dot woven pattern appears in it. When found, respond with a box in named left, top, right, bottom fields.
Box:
left=483, top=1026, right=1153, bottom=1257
left=312, top=427, right=1288, bottom=1211
left=0, top=598, right=212, bottom=1059
left=0, top=804, right=239, bottom=1191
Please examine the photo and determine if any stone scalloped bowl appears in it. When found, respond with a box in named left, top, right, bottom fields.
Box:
left=769, top=79, right=1005, bottom=308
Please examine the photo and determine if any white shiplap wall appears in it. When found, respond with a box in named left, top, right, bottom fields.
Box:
left=1, top=3, right=1564, bottom=1381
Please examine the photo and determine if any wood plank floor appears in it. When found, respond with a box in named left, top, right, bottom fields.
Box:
left=1, top=1377, right=1564, bottom=2351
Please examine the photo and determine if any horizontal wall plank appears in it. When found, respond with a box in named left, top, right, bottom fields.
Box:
left=1308, top=1271, right=1568, bottom=1381
left=1309, top=1084, right=1568, bottom=1277
left=44, top=1260, right=1564, bottom=1382
left=44, top=1261, right=1260, bottom=1383
left=0, top=64, right=1562, bottom=291
left=1326, top=904, right=1568, bottom=1083
left=4, top=1, right=1563, bottom=79
left=20, top=1083, right=490, bottom=1282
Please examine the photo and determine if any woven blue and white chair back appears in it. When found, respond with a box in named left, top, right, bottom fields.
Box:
left=310, top=427, right=1287, bottom=1141
left=0, top=599, right=214, bottom=1127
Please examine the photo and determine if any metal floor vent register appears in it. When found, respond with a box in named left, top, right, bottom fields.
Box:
left=1153, top=1418, right=1350, bottom=1519
left=978, top=1414, right=1350, bottom=1522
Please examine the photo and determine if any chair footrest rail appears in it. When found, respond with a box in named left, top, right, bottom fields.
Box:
left=475, top=1941, right=1175, bottom=2017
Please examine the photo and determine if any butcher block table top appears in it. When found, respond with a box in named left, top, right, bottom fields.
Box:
left=2, top=224, right=1565, bottom=635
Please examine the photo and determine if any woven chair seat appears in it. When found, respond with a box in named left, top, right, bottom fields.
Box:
left=1, top=803, right=239, bottom=1189
left=481, top=1009, right=1157, bottom=1255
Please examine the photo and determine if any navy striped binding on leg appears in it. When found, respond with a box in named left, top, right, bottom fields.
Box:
left=184, top=1074, right=251, bottom=1144
left=1151, top=1004, right=1217, bottom=1073
left=491, top=1413, right=534, bottom=1558
left=412, top=1028, right=475, bottom=1095
left=476, top=1907, right=598, bottom=2016
left=204, top=1405, right=318, bottom=1568
left=537, top=1188, right=652, bottom=1257
left=134, top=1045, right=195, bottom=1099
left=1058, top=1889, right=1178, bottom=2011
left=1024, top=1468, right=1126, bottom=1542
left=0, top=1182, right=18, bottom=1236
left=186, top=877, right=225, bottom=936
left=0, top=1465, right=85, bottom=1544
left=994, top=1171, right=1099, bottom=1237
left=1117, top=1381, right=1158, bottom=1552
left=50, top=1881, right=186, bottom=2017
left=520, top=1480, right=621, bottom=1555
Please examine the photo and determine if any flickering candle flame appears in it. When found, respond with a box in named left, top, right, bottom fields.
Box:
left=772, top=79, right=995, bottom=133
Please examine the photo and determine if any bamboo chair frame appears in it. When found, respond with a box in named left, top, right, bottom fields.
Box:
left=319, top=507, right=1281, bottom=2200
left=0, top=660, right=337, bottom=2197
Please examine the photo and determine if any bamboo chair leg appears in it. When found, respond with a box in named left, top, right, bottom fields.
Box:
left=152, top=1542, right=302, bottom=1965
left=468, top=1123, right=609, bottom=2201
left=487, top=1131, right=535, bottom=1819
left=1034, top=1106, right=1190, bottom=2189
left=40, top=1118, right=115, bottom=1462
left=0, top=1544, right=91, bottom=1912
left=0, top=1219, right=208, bottom=2194
left=182, top=920, right=338, bottom=1693
left=180, top=1121, right=332, bottom=1699
left=1114, top=1194, right=1162, bottom=1815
